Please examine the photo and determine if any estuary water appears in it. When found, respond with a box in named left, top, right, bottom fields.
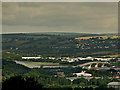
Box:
left=15, top=61, right=68, bottom=68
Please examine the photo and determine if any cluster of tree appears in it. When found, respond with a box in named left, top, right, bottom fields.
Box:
left=59, top=60, right=92, bottom=66
left=72, top=77, right=119, bottom=89
left=43, top=67, right=82, bottom=77
left=2, top=76, right=43, bottom=90
left=86, top=70, right=119, bottom=77
left=2, top=75, right=116, bottom=90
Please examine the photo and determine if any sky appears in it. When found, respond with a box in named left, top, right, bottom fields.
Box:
left=2, top=2, right=118, bottom=34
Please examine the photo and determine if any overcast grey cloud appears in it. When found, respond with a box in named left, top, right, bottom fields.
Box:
left=2, top=2, right=118, bottom=33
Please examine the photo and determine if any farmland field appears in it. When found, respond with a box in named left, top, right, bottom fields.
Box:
left=75, top=35, right=119, bottom=40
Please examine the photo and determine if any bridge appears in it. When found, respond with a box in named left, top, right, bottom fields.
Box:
left=73, top=62, right=109, bottom=69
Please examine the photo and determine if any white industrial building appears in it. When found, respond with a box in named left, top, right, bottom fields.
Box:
left=107, top=82, right=120, bottom=89
left=22, top=57, right=41, bottom=59
left=73, top=71, right=92, bottom=77
left=78, top=57, right=94, bottom=61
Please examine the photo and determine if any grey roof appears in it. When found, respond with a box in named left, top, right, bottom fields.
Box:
left=107, top=82, right=120, bottom=85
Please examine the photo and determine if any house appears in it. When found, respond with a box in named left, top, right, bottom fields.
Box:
left=107, top=82, right=120, bottom=88
left=73, top=71, right=92, bottom=77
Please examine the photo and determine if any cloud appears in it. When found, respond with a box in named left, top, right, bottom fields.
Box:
left=2, top=2, right=118, bottom=33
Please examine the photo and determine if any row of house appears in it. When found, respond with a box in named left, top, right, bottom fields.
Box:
left=22, top=56, right=116, bottom=62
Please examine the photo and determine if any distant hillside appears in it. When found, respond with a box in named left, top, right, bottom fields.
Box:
left=2, top=33, right=119, bottom=57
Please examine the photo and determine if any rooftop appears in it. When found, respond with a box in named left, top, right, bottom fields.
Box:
left=107, top=82, right=120, bottom=86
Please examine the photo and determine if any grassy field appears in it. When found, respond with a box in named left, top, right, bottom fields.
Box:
left=16, top=61, right=59, bottom=66
left=75, top=35, right=119, bottom=40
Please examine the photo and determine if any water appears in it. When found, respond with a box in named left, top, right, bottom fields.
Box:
left=15, top=61, right=68, bottom=68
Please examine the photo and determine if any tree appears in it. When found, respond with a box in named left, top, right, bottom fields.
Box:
left=2, top=76, right=43, bottom=90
